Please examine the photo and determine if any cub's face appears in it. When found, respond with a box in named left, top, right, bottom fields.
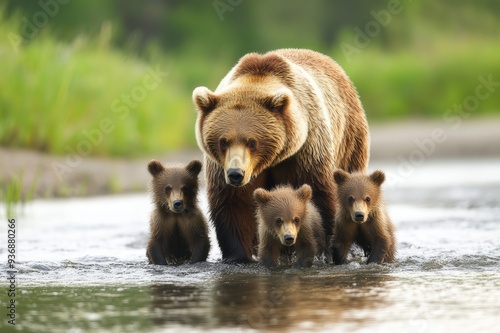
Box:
left=254, top=185, right=312, bottom=246
left=333, top=170, right=385, bottom=224
left=148, top=160, right=201, bottom=213
left=193, top=85, right=294, bottom=187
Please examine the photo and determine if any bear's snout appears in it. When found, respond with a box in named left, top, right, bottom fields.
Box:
left=172, top=200, right=184, bottom=212
left=354, top=211, right=365, bottom=222
left=284, top=234, right=295, bottom=246
left=227, top=168, right=245, bottom=186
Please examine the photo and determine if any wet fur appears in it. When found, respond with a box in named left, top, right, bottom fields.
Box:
left=331, top=170, right=396, bottom=264
left=146, top=160, right=210, bottom=265
left=194, top=49, right=369, bottom=263
left=254, top=185, right=327, bottom=268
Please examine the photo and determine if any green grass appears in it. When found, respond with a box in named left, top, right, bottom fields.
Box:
left=0, top=171, right=37, bottom=218
left=332, top=31, right=500, bottom=120
left=0, top=13, right=196, bottom=157
left=1, top=10, right=499, bottom=158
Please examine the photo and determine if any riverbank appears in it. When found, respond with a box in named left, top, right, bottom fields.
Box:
left=1, top=117, right=499, bottom=198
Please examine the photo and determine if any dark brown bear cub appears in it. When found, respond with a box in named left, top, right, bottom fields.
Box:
left=146, top=160, right=210, bottom=265
left=254, top=184, right=326, bottom=268
left=331, top=170, right=396, bottom=265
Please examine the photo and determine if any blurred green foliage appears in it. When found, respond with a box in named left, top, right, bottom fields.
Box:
left=1, top=0, right=499, bottom=156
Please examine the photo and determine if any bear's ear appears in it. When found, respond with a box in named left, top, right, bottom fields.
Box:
left=193, top=86, right=218, bottom=114
left=296, top=184, right=312, bottom=202
left=254, top=188, right=272, bottom=205
left=333, top=169, right=349, bottom=186
left=261, top=89, right=290, bottom=113
left=148, top=160, right=165, bottom=176
left=186, top=160, right=202, bottom=177
left=369, top=170, right=385, bottom=186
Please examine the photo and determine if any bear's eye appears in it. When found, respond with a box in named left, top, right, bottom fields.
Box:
left=365, top=196, right=371, bottom=203
left=165, top=186, right=172, bottom=194
left=219, top=138, right=228, bottom=151
left=293, top=217, right=300, bottom=224
left=348, top=196, right=354, bottom=203
left=247, top=139, right=257, bottom=150
left=276, top=218, right=283, bottom=226
left=182, top=186, right=191, bottom=193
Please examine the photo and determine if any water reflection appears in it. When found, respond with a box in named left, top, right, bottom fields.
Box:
left=149, top=270, right=394, bottom=331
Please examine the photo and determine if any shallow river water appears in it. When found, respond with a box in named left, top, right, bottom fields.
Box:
left=1, top=159, right=500, bottom=333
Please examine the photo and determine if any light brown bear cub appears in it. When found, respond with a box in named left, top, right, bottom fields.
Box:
left=254, top=184, right=326, bottom=268
left=331, top=170, right=396, bottom=264
left=146, top=160, right=210, bottom=265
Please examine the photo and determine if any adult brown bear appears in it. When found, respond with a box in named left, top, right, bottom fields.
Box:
left=193, top=49, right=369, bottom=263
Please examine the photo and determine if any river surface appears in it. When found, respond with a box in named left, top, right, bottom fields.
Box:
left=1, top=159, right=500, bottom=333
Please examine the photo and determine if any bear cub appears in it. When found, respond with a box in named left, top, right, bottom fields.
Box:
left=146, top=159, right=210, bottom=265
left=331, top=169, right=396, bottom=264
left=254, top=184, right=326, bottom=268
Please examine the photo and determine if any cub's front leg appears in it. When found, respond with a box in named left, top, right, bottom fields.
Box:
left=295, top=241, right=316, bottom=268
left=147, top=241, right=167, bottom=265
left=259, top=239, right=280, bottom=268
left=189, top=218, right=211, bottom=263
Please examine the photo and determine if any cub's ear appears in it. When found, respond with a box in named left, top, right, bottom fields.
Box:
left=261, top=88, right=291, bottom=113
left=193, top=86, right=218, bottom=113
left=186, top=160, right=202, bottom=177
left=333, top=169, right=349, bottom=186
left=254, top=188, right=272, bottom=205
left=296, top=184, right=312, bottom=202
left=148, top=160, right=164, bottom=176
left=369, top=170, right=385, bottom=186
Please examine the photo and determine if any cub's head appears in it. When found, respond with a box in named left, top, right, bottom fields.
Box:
left=333, top=169, right=385, bottom=224
left=147, top=160, right=202, bottom=213
left=193, top=53, right=308, bottom=187
left=254, top=184, right=312, bottom=246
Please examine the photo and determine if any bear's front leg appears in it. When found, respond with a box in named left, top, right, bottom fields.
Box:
left=190, top=237, right=210, bottom=264
left=331, top=238, right=352, bottom=265
left=186, top=213, right=211, bottom=264
left=259, top=241, right=280, bottom=268
left=210, top=195, right=256, bottom=263
left=147, top=241, right=167, bottom=265
left=307, top=179, right=336, bottom=262
left=295, top=242, right=316, bottom=268
left=206, top=160, right=264, bottom=263
left=366, top=240, right=389, bottom=264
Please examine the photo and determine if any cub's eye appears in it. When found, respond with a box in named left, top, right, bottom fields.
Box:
left=219, top=138, right=228, bottom=151
left=348, top=196, right=354, bottom=203
left=293, top=217, right=300, bottom=224
left=165, top=186, right=172, bottom=194
left=276, top=218, right=283, bottom=226
left=182, top=186, right=191, bottom=193
left=365, top=197, right=371, bottom=203
left=247, top=139, right=257, bottom=150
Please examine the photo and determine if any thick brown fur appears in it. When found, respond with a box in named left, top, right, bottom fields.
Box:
left=254, top=184, right=326, bottom=268
left=193, top=48, right=369, bottom=263
left=146, top=160, right=210, bottom=265
left=331, top=170, right=396, bottom=264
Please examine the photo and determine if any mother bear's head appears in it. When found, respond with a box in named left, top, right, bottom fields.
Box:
left=192, top=54, right=309, bottom=187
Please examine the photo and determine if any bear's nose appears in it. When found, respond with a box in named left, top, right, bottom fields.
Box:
left=173, top=200, right=183, bottom=211
left=284, top=234, right=295, bottom=245
left=227, top=168, right=244, bottom=185
left=354, top=211, right=365, bottom=222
